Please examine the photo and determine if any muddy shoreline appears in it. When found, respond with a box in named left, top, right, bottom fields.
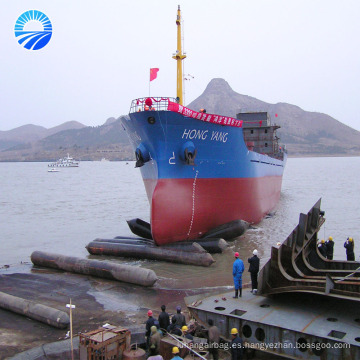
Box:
left=0, top=260, right=243, bottom=359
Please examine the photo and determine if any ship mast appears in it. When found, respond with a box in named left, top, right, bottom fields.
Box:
left=172, top=5, right=186, bottom=105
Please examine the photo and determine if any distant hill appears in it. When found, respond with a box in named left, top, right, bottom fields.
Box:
left=37, top=118, right=129, bottom=150
left=187, top=79, right=360, bottom=155
left=103, top=117, right=117, bottom=126
left=1, top=78, right=360, bottom=161
left=0, top=124, right=47, bottom=150
left=46, top=121, right=87, bottom=137
left=0, top=121, right=86, bottom=151
left=0, top=118, right=133, bottom=162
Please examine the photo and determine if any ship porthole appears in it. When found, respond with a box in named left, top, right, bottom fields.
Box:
left=255, top=328, right=265, bottom=341
left=355, top=337, right=360, bottom=342
left=312, top=341, right=325, bottom=356
left=242, top=325, right=252, bottom=338
left=147, top=116, right=156, bottom=124
left=296, top=338, right=308, bottom=353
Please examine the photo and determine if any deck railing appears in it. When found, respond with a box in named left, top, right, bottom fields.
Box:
left=129, top=97, right=177, bottom=113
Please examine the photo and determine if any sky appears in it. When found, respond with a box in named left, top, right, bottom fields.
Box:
left=1, top=0, right=360, bottom=131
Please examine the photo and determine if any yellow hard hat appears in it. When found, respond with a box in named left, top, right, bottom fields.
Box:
left=231, top=328, right=238, bottom=335
left=328, top=236, right=333, bottom=241
left=172, top=347, right=180, bottom=354
left=151, top=326, right=157, bottom=333
left=182, top=325, right=188, bottom=332
left=349, top=237, right=353, bottom=242
left=321, top=239, right=325, bottom=244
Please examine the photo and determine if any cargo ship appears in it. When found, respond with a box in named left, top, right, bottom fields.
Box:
left=121, top=6, right=287, bottom=245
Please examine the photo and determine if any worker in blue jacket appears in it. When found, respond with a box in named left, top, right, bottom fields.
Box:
left=230, top=328, right=243, bottom=360
left=232, top=252, right=245, bottom=298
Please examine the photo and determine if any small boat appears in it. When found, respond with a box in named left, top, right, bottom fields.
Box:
left=48, top=154, right=79, bottom=167
left=47, top=168, right=60, bottom=172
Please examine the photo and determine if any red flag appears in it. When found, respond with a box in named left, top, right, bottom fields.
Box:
left=150, top=68, right=159, bottom=81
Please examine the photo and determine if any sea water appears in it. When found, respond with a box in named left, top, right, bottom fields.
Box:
left=0, top=157, right=359, bottom=290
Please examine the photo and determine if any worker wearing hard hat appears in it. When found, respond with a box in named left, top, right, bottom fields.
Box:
left=325, top=236, right=334, bottom=260
left=232, top=252, right=245, bottom=298
left=171, top=347, right=183, bottom=360
left=149, top=325, right=161, bottom=355
left=145, top=310, right=155, bottom=350
left=248, top=249, right=260, bottom=294
left=181, top=325, right=193, bottom=341
left=344, top=237, right=355, bottom=261
left=317, top=239, right=327, bottom=258
left=230, top=328, right=243, bottom=360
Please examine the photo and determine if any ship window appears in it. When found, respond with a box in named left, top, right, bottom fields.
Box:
left=251, top=130, right=254, bottom=134
left=265, top=129, right=268, bottom=133
left=265, top=143, right=268, bottom=147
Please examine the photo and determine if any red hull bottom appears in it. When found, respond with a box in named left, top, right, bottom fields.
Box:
left=144, top=176, right=283, bottom=245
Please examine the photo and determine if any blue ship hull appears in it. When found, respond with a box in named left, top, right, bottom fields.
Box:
left=122, top=98, right=287, bottom=245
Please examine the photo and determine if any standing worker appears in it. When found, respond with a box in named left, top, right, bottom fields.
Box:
left=326, top=236, right=334, bottom=260
left=145, top=310, right=155, bottom=350
left=207, top=319, right=220, bottom=360
left=248, top=249, right=260, bottom=294
left=344, top=237, right=355, bottom=261
left=317, top=240, right=327, bottom=258
left=171, top=347, right=183, bottom=360
left=232, top=252, right=244, bottom=298
left=150, top=325, right=161, bottom=355
left=158, top=305, right=170, bottom=332
left=173, top=306, right=186, bottom=328
left=230, top=328, right=243, bottom=360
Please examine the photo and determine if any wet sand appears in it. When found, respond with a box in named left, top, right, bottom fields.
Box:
left=0, top=251, right=250, bottom=359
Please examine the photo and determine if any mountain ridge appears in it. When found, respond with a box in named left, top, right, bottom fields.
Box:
left=1, top=78, right=359, bottom=160
left=187, top=79, right=360, bottom=155
left=0, top=121, right=86, bottom=151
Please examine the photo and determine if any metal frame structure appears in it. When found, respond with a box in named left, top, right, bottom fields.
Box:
left=185, top=200, right=360, bottom=359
